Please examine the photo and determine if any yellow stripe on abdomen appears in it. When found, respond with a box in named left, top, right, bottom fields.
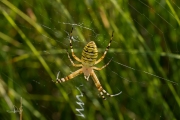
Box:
left=81, top=41, right=98, bottom=67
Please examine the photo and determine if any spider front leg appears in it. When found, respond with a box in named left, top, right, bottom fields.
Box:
left=55, top=68, right=83, bottom=83
left=90, top=70, right=111, bottom=100
left=90, top=70, right=121, bottom=100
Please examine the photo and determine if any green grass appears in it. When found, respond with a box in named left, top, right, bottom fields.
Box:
left=0, top=0, right=180, bottom=119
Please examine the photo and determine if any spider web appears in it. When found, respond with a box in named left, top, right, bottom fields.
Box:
left=0, top=0, right=180, bottom=120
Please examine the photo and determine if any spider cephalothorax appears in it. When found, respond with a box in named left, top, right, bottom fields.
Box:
left=54, top=27, right=121, bottom=100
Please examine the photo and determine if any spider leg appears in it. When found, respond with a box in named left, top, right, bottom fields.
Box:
left=55, top=68, right=83, bottom=83
left=90, top=70, right=120, bottom=100
left=95, top=31, right=114, bottom=65
left=93, top=58, right=112, bottom=71
left=69, top=27, right=81, bottom=62
left=66, top=50, right=82, bottom=67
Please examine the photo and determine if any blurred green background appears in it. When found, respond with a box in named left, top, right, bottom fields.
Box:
left=0, top=0, right=180, bottom=119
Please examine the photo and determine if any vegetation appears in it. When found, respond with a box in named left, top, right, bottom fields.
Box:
left=0, top=0, right=180, bottom=119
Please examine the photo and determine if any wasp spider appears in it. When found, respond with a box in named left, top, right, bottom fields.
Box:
left=54, top=28, right=121, bottom=100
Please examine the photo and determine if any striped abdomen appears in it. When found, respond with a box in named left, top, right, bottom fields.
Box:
left=81, top=41, right=98, bottom=67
